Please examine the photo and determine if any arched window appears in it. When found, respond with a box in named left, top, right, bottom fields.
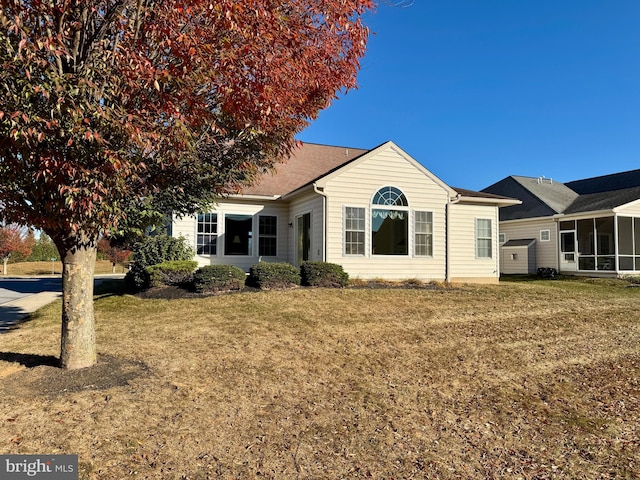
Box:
left=372, top=186, right=408, bottom=207
left=372, top=186, right=408, bottom=255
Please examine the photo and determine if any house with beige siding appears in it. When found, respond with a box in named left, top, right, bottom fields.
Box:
left=483, top=169, right=640, bottom=276
left=170, top=141, right=518, bottom=283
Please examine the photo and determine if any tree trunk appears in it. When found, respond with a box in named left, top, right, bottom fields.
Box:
left=2, top=257, right=7, bottom=275
left=59, top=238, right=98, bottom=370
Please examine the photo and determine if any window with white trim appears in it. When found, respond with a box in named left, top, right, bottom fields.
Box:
left=540, top=229, right=551, bottom=242
left=197, top=213, right=218, bottom=255
left=476, top=218, right=492, bottom=258
left=344, top=207, right=365, bottom=255
left=372, top=186, right=409, bottom=255
left=258, top=215, right=277, bottom=256
left=414, top=211, right=433, bottom=256
left=225, top=214, right=253, bottom=255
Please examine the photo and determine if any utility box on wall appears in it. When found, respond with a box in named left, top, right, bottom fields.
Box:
left=500, top=239, right=536, bottom=274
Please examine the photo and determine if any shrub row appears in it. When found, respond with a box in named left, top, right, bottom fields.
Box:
left=129, top=260, right=348, bottom=293
left=123, top=235, right=349, bottom=293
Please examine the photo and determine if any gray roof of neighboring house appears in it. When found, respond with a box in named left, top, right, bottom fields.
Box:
left=566, top=169, right=640, bottom=194
left=564, top=185, right=640, bottom=214
left=511, top=176, right=578, bottom=214
left=483, top=170, right=640, bottom=220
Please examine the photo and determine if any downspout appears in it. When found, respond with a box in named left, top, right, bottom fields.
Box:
left=313, top=183, right=328, bottom=262
left=445, top=192, right=462, bottom=283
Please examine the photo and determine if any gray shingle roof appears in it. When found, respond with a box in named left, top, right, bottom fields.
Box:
left=511, top=176, right=578, bottom=214
left=566, top=169, right=640, bottom=194
left=564, top=186, right=640, bottom=214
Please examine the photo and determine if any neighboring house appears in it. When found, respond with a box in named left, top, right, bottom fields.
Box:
left=170, top=141, right=518, bottom=283
left=483, top=169, right=640, bottom=276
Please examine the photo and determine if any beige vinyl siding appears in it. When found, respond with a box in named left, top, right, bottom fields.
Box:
left=287, top=191, right=325, bottom=265
left=501, top=243, right=536, bottom=274
left=499, top=218, right=558, bottom=270
left=448, top=203, right=499, bottom=282
left=171, top=200, right=289, bottom=271
left=322, top=148, right=448, bottom=281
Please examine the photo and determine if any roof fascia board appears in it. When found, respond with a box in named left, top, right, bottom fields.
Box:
left=457, top=196, right=522, bottom=207
left=500, top=216, right=558, bottom=225
left=553, top=209, right=615, bottom=221
left=225, top=193, right=282, bottom=201
left=314, top=141, right=458, bottom=197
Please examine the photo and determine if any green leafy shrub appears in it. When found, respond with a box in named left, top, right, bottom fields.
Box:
left=300, top=261, right=349, bottom=287
left=131, top=235, right=194, bottom=268
left=124, top=263, right=150, bottom=292
left=248, top=262, right=300, bottom=290
left=125, top=235, right=194, bottom=291
left=193, top=265, right=247, bottom=293
left=147, top=260, right=198, bottom=288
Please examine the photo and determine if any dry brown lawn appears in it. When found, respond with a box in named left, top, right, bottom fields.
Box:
left=3, top=260, right=127, bottom=276
left=1, top=278, right=639, bottom=479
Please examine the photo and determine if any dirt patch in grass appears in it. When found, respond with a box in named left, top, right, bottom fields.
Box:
left=0, top=279, right=639, bottom=479
left=0, top=355, right=149, bottom=398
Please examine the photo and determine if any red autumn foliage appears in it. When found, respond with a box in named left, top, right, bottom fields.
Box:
left=0, top=0, right=373, bottom=368
left=97, top=237, right=132, bottom=272
left=0, top=224, right=35, bottom=274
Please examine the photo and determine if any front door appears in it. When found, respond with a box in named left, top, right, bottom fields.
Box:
left=560, top=230, right=577, bottom=272
left=296, top=213, right=311, bottom=265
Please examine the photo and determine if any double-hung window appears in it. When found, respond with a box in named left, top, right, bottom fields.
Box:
left=414, top=211, right=433, bottom=256
left=344, top=207, right=366, bottom=255
left=197, top=213, right=218, bottom=255
left=476, top=218, right=492, bottom=258
left=258, top=215, right=277, bottom=257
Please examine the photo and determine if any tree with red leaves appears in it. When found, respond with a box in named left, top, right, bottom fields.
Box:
left=0, top=0, right=373, bottom=369
left=0, top=223, right=35, bottom=275
left=97, top=237, right=131, bottom=273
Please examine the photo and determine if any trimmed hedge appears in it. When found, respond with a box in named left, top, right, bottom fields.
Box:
left=300, top=261, right=349, bottom=288
left=248, top=262, right=300, bottom=290
left=147, top=260, right=198, bottom=288
left=193, top=265, right=247, bottom=293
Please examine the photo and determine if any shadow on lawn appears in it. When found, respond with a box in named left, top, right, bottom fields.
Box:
left=0, top=351, right=58, bottom=368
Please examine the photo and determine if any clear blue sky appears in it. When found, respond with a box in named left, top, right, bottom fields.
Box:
left=297, top=0, right=640, bottom=191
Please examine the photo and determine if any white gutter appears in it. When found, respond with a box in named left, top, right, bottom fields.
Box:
left=456, top=196, right=521, bottom=207
left=446, top=193, right=462, bottom=283
left=313, top=183, right=328, bottom=262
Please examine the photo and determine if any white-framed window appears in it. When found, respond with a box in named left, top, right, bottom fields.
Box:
left=371, top=186, right=409, bottom=255
left=225, top=214, right=253, bottom=255
left=499, top=233, right=506, bottom=244
left=258, top=215, right=277, bottom=257
left=414, top=211, right=433, bottom=256
left=344, top=207, right=366, bottom=255
left=540, top=229, right=551, bottom=242
left=197, top=213, right=218, bottom=255
left=476, top=218, right=492, bottom=258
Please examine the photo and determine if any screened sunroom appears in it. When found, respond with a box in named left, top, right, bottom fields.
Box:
left=557, top=215, right=640, bottom=274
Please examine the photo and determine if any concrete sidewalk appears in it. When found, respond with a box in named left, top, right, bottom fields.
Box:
left=0, top=275, right=123, bottom=332
left=0, top=291, right=63, bottom=331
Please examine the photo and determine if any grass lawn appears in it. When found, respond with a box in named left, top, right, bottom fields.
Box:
left=1, top=278, right=639, bottom=479
left=3, top=260, right=128, bottom=276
